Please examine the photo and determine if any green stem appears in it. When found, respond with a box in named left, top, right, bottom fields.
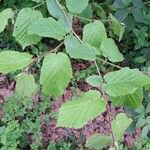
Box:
left=72, top=30, right=83, bottom=43
left=69, top=12, right=113, bottom=23
left=143, top=1, right=150, bottom=5
left=33, top=2, right=44, bottom=9
left=96, top=57, right=122, bottom=69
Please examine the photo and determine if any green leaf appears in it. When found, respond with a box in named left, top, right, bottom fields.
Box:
left=141, top=126, right=149, bottom=138
left=86, top=75, right=102, bottom=87
left=46, top=0, right=72, bottom=32
left=123, top=15, right=135, bottom=31
left=114, top=9, right=129, bottom=21
left=83, top=20, right=107, bottom=47
left=121, top=0, right=132, bottom=7
left=146, top=116, right=150, bottom=124
left=132, top=8, right=145, bottom=23
left=57, top=90, right=106, bottom=128
left=15, top=73, right=37, bottom=98
left=100, top=38, right=124, bottom=62
left=40, top=52, right=72, bottom=97
left=132, top=0, right=143, bottom=8
left=58, top=12, right=72, bottom=33
left=28, top=17, right=66, bottom=40
left=46, top=0, right=62, bottom=18
left=0, top=126, right=5, bottom=136
left=146, top=102, right=150, bottom=113
left=110, top=14, right=125, bottom=41
left=113, top=0, right=131, bottom=8
left=13, top=8, right=43, bottom=49
left=134, top=56, right=147, bottom=64
left=78, top=4, right=93, bottom=23
left=94, top=4, right=107, bottom=20
left=64, top=35, right=98, bottom=61
left=0, top=51, right=33, bottom=73
left=103, top=68, right=150, bottom=97
left=66, top=0, right=90, bottom=13
left=112, top=113, right=132, bottom=142
left=0, top=8, right=13, bottom=33
left=86, top=134, right=112, bottom=150
left=111, top=89, right=143, bottom=108
left=32, top=0, right=42, bottom=2
left=136, top=118, right=146, bottom=128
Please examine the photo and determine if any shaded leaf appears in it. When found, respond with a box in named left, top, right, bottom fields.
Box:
left=78, top=4, right=93, bottom=23
left=110, top=14, right=125, bottom=41
left=132, top=8, right=145, bottom=23
left=112, top=0, right=131, bottom=8
left=111, top=89, right=143, bottom=108
left=123, top=15, right=135, bottom=31
left=57, top=90, right=106, bottom=128
left=146, top=116, right=150, bottom=124
left=132, top=0, right=143, bottom=8
left=0, top=126, right=5, bottom=136
left=32, top=0, right=42, bottom=2
left=114, top=9, right=129, bottom=21
left=141, top=126, right=149, bottom=138
left=136, top=118, right=146, bottom=128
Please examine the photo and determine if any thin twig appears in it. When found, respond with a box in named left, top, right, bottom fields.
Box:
left=55, top=0, right=84, bottom=44
left=97, top=57, right=122, bottom=69
left=23, top=42, right=64, bottom=72
left=94, top=61, right=104, bottom=82
left=32, top=0, right=45, bottom=9
left=72, top=30, right=83, bottom=43
left=68, top=12, right=113, bottom=23
left=55, top=0, right=72, bottom=27
left=42, top=41, right=64, bottom=57
left=94, top=61, right=116, bottom=148
left=143, top=1, right=150, bottom=5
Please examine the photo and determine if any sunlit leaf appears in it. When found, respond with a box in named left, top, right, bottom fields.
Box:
left=57, top=90, right=106, bottom=128
left=40, top=52, right=72, bottom=97
left=0, top=8, right=13, bottom=33
left=15, top=73, right=37, bottom=98
left=0, top=51, right=33, bottom=73
left=13, top=8, right=43, bottom=49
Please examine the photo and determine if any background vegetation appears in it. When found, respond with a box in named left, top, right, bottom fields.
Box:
left=0, top=0, right=150, bottom=149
